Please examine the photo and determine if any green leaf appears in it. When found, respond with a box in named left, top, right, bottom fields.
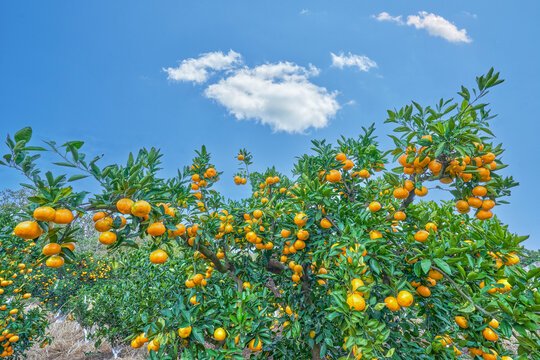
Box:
left=14, top=127, right=32, bottom=143
left=433, top=259, right=451, bottom=275
left=52, top=162, right=77, bottom=168
left=68, top=174, right=89, bottom=182
left=420, top=259, right=432, bottom=274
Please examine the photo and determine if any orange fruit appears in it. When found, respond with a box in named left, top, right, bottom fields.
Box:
left=351, top=279, right=364, bottom=295
left=178, top=326, right=192, bottom=338
left=416, top=285, right=431, bottom=297
left=294, top=213, right=307, bottom=227
left=116, top=198, right=134, bottom=214
left=476, top=210, right=493, bottom=220
left=281, top=229, right=291, bottom=238
left=45, top=256, right=64, bottom=268
left=482, top=327, right=499, bottom=341
left=253, top=209, right=263, bottom=218
left=131, top=200, right=151, bottom=217
left=467, top=197, right=483, bottom=208
left=482, top=199, right=495, bottom=210
left=368, top=202, right=381, bottom=212
left=54, top=209, right=74, bottom=224
left=149, top=249, right=168, bottom=264
left=99, top=231, right=117, bottom=245
left=94, top=217, right=113, bottom=232
left=393, top=211, right=406, bottom=221
left=147, top=222, right=166, bottom=236
left=428, top=160, right=442, bottom=173
left=396, top=290, right=414, bottom=307
left=393, top=187, right=409, bottom=200
left=472, top=186, right=487, bottom=197
left=237, top=154, right=244, bottom=160
left=456, top=200, right=470, bottom=214
left=296, top=230, right=309, bottom=240
left=62, top=242, right=75, bottom=251
left=131, top=339, right=143, bottom=348
left=147, top=339, right=159, bottom=352
left=488, top=319, right=499, bottom=329
left=336, top=153, right=347, bottom=162
left=414, top=186, right=428, bottom=197
left=346, top=293, right=366, bottom=311
left=404, top=180, right=415, bottom=192
left=425, top=222, right=437, bottom=233
left=370, top=230, right=382, bottom=240
left=414, top=230, right=429, bottom=242
left=92, top=211, right=106, bottom=222
left=42, top=243, right=61, bottom=256
left=342, top=159, right=354, bottom=170
left=248, top=337, right=262, bottom=351
left=482, top=349, right=498, bottom=360
left=214, top=328, right=227, bottom=341
left=384, top=296, right=400, bottom=311
left=33, top=207, right=56, bottom=222
left=455, top=316, right=468, bottom=329
left=428, top=269, right=443, bottom=280
left=326, top=170, right=342, bottom=183
left=320, top=218, right=332, bottom=229
left=14, top=221, right=42, bottom=239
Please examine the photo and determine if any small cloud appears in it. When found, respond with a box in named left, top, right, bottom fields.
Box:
left=462, top=11, right=478, bottom=19
left=163, top=50, right=242, bottom=83
left=372, top=12, right=403, bottom=24
left=300, top=9, right=309, bottom=15
left=373, top=11, right=472, bottom=43
left=330, top=52, right=377, bottom=72
left=204, top=62, right=340, bottom=134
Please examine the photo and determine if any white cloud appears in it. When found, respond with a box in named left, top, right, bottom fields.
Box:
left=163, top=50, right=242, bottom=83
left=372, top=12, right=403, bottom=24
left=330, top=52, right=377, bottom=72
left=407, top=11, right=472, bottom=43
left=373, top=11, right=472, bottom=43
left=204, top=62, right=340, bottom=134
left=300, top=9, right=309, bottom=15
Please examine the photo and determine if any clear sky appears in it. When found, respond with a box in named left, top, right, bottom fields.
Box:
left=1, top=1, right=539, bottom=249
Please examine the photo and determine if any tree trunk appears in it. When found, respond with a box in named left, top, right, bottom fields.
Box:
left=311, top=343, right=322, bottom=360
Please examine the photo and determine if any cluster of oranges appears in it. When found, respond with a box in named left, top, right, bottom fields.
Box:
left=184, top=271, right=211, bottom=288
left=13, top=206, right=76, bottom=268
left=452, top=316, right=513, bottom=360
left=190, top=166, right=217, bottom=191
left=383, top=290, right=414, bottom=312
left=456, top=185, right=495, bottom=220
left=0, top=329, right=19, bottom=357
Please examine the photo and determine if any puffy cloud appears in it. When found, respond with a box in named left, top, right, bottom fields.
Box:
left=372, top=12, right=403, bottom=24
left=373, top=11, right=472, bottom=43
left=204, top=62, right=340, bottom=133
left=406, top=11, right=472, bottom=43
left=330, top=52, right=377, bottom=72
left=163, top=50, right=242, bottom=83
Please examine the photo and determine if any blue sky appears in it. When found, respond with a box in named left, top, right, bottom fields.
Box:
left=1, top=1, right=539, bottom=249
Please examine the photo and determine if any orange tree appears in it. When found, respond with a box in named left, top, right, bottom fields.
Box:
left=2, top=69, right=539, bottom=359
left=0, top=209, right=49, bottom=358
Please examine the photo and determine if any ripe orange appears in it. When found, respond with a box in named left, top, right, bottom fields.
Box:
left=281, top=229, right=291, bottom=238
left=414, top=230, right=429, bottom=242
left=336, top=153, right=347, bottom=162
left=482, top=327, right=499, bottom=341
left=320, top=218, right=332, bottom=229
left=384, top=296, right=400, bottom=311
left=54, top=209, right=74, bottom=224
left=368, top=201, right=381, bottom=212
left=33, top=207, right=56, bottom=222
left=472, top=186, right=487, bottom=197
left=416, top=285, right=431, bottom=297
left=428, top=269, right=443, bottom=280
left=237, top=154, right=244, bottom=160
left=294, top=213, right=307, bottom=227
left=482, top=349, right=498, bottom=360
left=393, top=187, right=409, bottom=200
left=94, top=217, right=113, bottom=232
left=131, top=200, right=151, bottom=217
left=404, top=180, right=414, bottom=192
left=414, top=186, right=428, bottom=197
left=481, top=199, right=495, bottom=210
left=42, top=243, right=61, bottom=256
left=296, top=229, right=309, bottom=240
left=425, top=222, right=437, bottom=233
left=62, top=242, right=75, bottom=251
left=178, top=326, right=192, bottom=338
left=358, top=169, right=370, bottom=178
left=396, top=290, right=414, bottom=307
left=147, top=222, right=166, bottom=236
left=351, top=279, right=364, bottom=295
left=92, top=211, right=106, bottom=222
left=14, top=221, right=42, bottom=239
left=488, top=319, right=499, bottom=329
left=428, top=160, right=442, bottom=173
left=476, top=210, right=493, bottom=220
left=455, top=316, right=468, bottom=329
left=326, top=170, right=342, bottom=183
left=99, top=231, right=117, bottom=245
left=248, top=337, right=262, bottom=351
left=456, top=200, right=470, bottom=214
left=116, top=198, right=134, bottom=214
left=467, top=197, right=483, bottom=208
left=149, top=249, right=168, bottom=264
left=342, top=159, right=354, bottom=170
left=253, top=209, right=263, bottom=218
left=214, top=327, right=227, bottom=341
left=147, top=339, right=159, bottom=352
left=370, top=230, right=382, bottom=240
left=346, top=293, right=366, bottom=311
left=393, top=211, right=406, bottom=221
left=45, top=256, right=64, bottom=268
